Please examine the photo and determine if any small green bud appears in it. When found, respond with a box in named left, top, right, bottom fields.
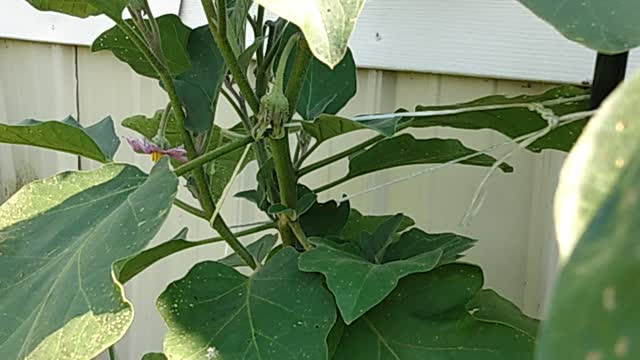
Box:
left=255, top=91, right=289, bottom=140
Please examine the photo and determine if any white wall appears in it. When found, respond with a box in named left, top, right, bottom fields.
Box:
left=0, top=38, right=566, bottom=359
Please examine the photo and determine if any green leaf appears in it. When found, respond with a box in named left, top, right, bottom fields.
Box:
left=226, top=0, right=253, bottom=55
left=239, top=36, right=266, bottom=71
left=122, top=109, right=182, bottom=147
left=218, top=234, right=278, bottom=267
left=301, top=114, right=404, bottom=144
left=297, top=48, right=356, bottom=120
left=333, top=264, right=536, bottom=359
left=467, top=289, right=538, bottom=340
left=26, top=0, right=127, bottom=19
left=300, top=220, right=476, bottom=324
left=345, top=134, right=513, bottom=181
left=0, top=159, right=178, bottom=360
left=410, top=86, right=590, bottom=152
left=114, top=228, right=200, bottom=284
left=278, top=24, right=357, bottom=120
left=300, top=199, right=351, bottom=237
left=141, top=353, right=167, bottom=360
left=256, top=0, right=366, bottom=68
left=205, top=124, right=255, bottom=202
left=340, top=209, right=414, bottom=243
left=92, top=15, right=191, bottom=79
left=517, top=0, right=640, bottom=54
left=174, top=26, right=227, bottom=133
left=537, top=70, right=640, bottom=359
left=157, top=248, right=336, bottom=360
left=0, top=116, right=119, bottom=162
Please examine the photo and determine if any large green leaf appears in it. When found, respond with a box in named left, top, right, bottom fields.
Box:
left=157, top=248, right=336, bottom=360
left=218, top=234, right=278, bottom=267
left=301, top=86, right=589, bottom=153
left=299, top=199, right=351, bottom=237
left=0, top=159, right=178, bottom=360
left=299, top=217, right=476, bottom=324
left=410, top=86, right=590, bottom=152
left=92, top=15, right=191, bottom=79
left=517, top=0, right=640, bottom=54
left=333, top=264, right=537, bottom=359
left=345, top=134, right=513, bottom=181
left=174, top=26, right=227, bottom=133
left=554, top=73, right=640, bottom=260
left=256, top=0, right=366, bottom=68
left=26, top=0, right=128, bottom=19
left=537, top=71, right=640, bottom=359
left=467, top=289, right=538, bottom=339
left=277, top=24, right=357, bottom=120
left=0, top=116, right=119, bottom=162
left=122, top=110, right=182, bottom=147
left=301, top=114, right=404, bottom=144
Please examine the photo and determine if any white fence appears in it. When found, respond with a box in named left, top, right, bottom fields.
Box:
left=1, top=38, right=565, bottom=359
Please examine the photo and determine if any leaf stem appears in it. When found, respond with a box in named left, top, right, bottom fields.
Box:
left=173, top=198, right=207, bottom=219
left=298, top=135, right=382, bottom=177
left=108, top=346, right=116, bottom=360
left=175, top=135, right=254, bottom=176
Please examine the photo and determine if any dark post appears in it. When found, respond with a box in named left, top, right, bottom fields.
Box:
left=590, top=52, right=629, bottom=109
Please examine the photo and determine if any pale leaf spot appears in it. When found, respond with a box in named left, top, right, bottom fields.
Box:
left=602, top=286, right=616, bottom=312
left=586, top=351, right=602, bottom=360
left=614, top=336, right=629, bottom=358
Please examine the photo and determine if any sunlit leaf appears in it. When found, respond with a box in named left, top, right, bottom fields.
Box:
left=256, top=0, right=367, bottom=68
left=26, top=0, right=128, bottom=19
left=157, top=248, right=336, bottom=360
left=538, top=70, right=640, bottom=359
left=0, top=159, right=177, bottom=359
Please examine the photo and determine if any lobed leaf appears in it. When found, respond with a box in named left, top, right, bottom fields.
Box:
left=299, top=217, right=476, bottom=324
left=0, top=116, right=119, bottom=162
left=0, top=159, right=178, bottom=360
left=157, top=248, right=336, bottom=360
left=332, top=264, right=537, bottom=359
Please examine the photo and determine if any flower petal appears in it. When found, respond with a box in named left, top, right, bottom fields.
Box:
left=164, top=147, right=188, bottom=163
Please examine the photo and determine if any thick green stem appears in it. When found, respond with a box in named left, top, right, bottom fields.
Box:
left=201, top=0, right=260, bottom=114
left=175, top=135, right=254, bottom=176
left=212, top=216, right=258, bottom=269
left=118, top=20, right=255, bottom=269
left=284, top=38, right=311, bottom=115
left=108, top=346, right=116, bottom=360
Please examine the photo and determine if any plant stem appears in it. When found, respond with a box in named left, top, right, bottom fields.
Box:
left=211, top=216, right=258, bottom=269
left=175, top=135, right=254, bottom=176
left=173, top=198, right=207, bottom=219
left=201, top=0, right=260, bottom=114
left=298, top=135, right=382, bottom=177
left=284, top=38, right=311, bottom=115
left=108, top=346, right=116, bottom=360
left=221, top=87, right=248, bottom=122
left=118, top=20, right=256, bottom=269
left=288, top=221, right=312, bottom=250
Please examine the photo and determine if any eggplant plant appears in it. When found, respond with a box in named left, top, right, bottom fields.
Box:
left=0, top=0, right=637, bottom=359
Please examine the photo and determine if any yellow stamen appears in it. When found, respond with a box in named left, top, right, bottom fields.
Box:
left=151, top=151, right=162, bottom=162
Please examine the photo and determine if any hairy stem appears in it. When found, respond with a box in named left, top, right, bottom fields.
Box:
left=201, top=0, right=260, bottom=114
left=175, top=135, right=254, bottom=176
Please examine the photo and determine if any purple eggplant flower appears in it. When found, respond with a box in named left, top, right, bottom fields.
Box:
left=126, top=137, right=188, bottom=163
